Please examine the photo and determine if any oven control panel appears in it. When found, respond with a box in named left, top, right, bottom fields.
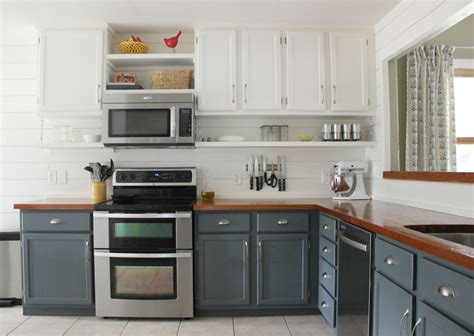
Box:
left=115, top=169, right=194, bottom=184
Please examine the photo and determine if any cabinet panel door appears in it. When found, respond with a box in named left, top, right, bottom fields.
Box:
left=197, top=234, right=250, bottom=306
left=414, top=301, right=472, bottom=336
left=196, top=30, right=237, bottom=111
left=257, top=233, right=309, bottom=305
left=286, top=31, right=325, bottom=111
left=329, top=32, right=368, bottom=111
left=39, top=30, right=103, bottom=113
left=242, top=30, right=281, bottom=110
left=22, top=233, right=93, bottom=305
left=372, top=272, right=413, bottom=336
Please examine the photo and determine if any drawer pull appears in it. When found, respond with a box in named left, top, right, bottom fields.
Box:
left=321, top=301, right=328, bottom=308
left=322, top=247, right=329, bottom=253
left=399, top=308, right=409, bottom=336
left=50, top=218, right=62, bottom=225
left=323, top=224, right=330, bottom=230
left=410, top=318, right=422, bottom=336
left=322, top=272, right=329, bottom=279
left=384, top=255, right=395, bottom=265
left=277, top=219, right=288, bottom=225
left=437, top=285, right=455, bottom=298
left=218, top=219, right=231, bottom=225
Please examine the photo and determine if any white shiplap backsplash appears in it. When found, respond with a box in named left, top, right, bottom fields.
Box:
left=0, top=24, right=372, bottom=231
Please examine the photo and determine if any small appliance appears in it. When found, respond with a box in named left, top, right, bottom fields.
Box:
left=330, top=161, right=370, bottom=200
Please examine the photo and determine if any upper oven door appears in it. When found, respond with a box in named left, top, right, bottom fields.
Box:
left=102, top=103, right=176, bottom=145
left=93, top=212, right=192, bottom=251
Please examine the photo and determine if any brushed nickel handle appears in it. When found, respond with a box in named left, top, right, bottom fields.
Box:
left=332, top=85, right=336, bottom=105
left=244, top=83, right=248, bottom=103
left=97, top=84, right=101, bottom=103
left=320, top=85, right=324, bottom=104
left=410, top=318, right=422, bottom=336
left=384, top=255, right=395, bottom=265
left=258, top=241, right=263, bottom=261
left=323, top=224, right=329, bottom=230
left=142, top=96, right=152, bottom=100
left=218, top=219, right=230, bottom=225
left=244, top=241, right=249, bottom=261
left=321, top=301, right=328, bottom=308
left=322, top=247, right=329, bottom=253
left=322, top=272, right=329, bottom=279
left=277, top=219, right=288, bottom=225
left=399, top=308, right=409, bottom=336
left=50, top=218, right=62, bottom=225
left=437, top=285, right=455, bottom=298
left=232, top=84, right=235, bottom=103
left=85, top=240, right=91, bottom=263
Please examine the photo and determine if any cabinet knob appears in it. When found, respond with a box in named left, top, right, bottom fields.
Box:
left=322, top=247, right=329, bottom=253
left=384, top=255, right=395, bottom=265
left=321, top=301, right=328, bottom=308
left=437, top=285, right=455, bottom=298
left=323, top=224, right=329, bottom=230
left=50, top=218, right=62, bottom=225
left=322, top=272, right=329, bottom=279
left=218, top=219, right=231, bottom=225
left=277, top=219, right=288, bottom=225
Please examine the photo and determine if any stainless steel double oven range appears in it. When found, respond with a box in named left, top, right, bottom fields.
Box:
left=93, top=168, right=196, bottom=318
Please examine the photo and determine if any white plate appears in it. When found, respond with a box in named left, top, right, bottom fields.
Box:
left=217, top=136, right=246, bottom=142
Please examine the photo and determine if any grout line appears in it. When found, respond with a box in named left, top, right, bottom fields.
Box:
left=283, top=316, right=293, bottom=336
left=6, top=307, right=30, bottom=335
left=62, top=316, right=80, bottom=335
left=119, top=320, right=129, bottom=336
left=176, top=318, right=181, bottom=336
left=232, top=316, right=235, bottom=336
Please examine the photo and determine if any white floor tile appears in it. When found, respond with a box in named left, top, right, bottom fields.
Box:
left=23, top=315, right=78, bottom=326
left=233, top=316, right=285, bottom=325
left=284, top=315, right=327, bottom=325
left=0, top=323, right=18, bottom=336
left=178, top=324, right=234, bottom=336
left=180, top=317, right=233, bottom=326
left=65, top=323, right=125, bottom=336
left=74, top=316, right=128, bottom=326
left=234, top=324, right=291, bottom=336
left=9, top=323, right=70, bottom=336
left=126, top=319, right=180, bottom=327
left=0, top=307, right=28, bottom=324
left=122, top=323, right=179, bottom=336
left=288, top=323, right=335, bottom=336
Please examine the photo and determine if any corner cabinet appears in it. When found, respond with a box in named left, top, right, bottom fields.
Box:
left=242, top=30, right=282, bottom=110
left=38, top=29, right=103, bottom=114
left=196, top=30, right=237, bottom=111
left=329, top=32, right=369, bottom=111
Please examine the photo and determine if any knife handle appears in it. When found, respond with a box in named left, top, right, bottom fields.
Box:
left=250, top=177, right=254, bottom=190
left=278, top=178, right=282, bottom=192
left=283, top=178, right=286, bottom=191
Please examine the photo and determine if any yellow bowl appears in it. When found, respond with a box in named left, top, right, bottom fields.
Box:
left=298, top=135, right=314, bottom=142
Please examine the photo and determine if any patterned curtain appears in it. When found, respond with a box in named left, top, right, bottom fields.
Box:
left=405, top=45, right=456, bottom=172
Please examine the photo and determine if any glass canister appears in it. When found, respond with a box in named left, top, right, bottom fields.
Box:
left=279, top=125, right=289, bottom=141
left=261, top=125, right=272, bottom=141
left=270, top=126, right=281, bottom=142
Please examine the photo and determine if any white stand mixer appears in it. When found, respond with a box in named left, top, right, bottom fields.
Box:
left=330, top=161, right=371, bottom=200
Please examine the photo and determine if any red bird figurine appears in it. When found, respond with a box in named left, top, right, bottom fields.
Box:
left=164, top=31, right=182, bottom=49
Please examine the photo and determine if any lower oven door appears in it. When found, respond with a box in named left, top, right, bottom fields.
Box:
left=94, top=250, right=193, bottom=318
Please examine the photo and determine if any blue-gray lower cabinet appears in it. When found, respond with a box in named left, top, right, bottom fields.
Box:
left=413, top=301, right=473, bottom=336
left=22, top=233, right=93, bottom=306
left=197, top=234, right=250, bottom=306
left=372, top=272, right=413, bottom=336
left=256, top=233, right=309, bottom=305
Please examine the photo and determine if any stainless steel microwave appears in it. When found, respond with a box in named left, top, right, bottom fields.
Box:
left=102, top=93, right=194, bottom=147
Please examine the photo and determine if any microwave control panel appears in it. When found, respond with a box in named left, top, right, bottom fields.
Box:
left=179, top=108, right=193, bottom=138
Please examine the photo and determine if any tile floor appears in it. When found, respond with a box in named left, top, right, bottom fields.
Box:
left=0, top=306, right=335, bottom=336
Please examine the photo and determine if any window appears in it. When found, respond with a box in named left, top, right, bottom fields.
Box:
left=454, top=68, right=474, bottom=171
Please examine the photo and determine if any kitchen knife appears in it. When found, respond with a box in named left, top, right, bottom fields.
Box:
left=282, top=155, right=286, bottom=191
left=277, top=155, right=282, bottom=192
left=263, top=156, right=268, bottom=186
left=254, top=156, right=260, bottom=191
left=260, top=155, right=265, bottom=190
left=247, top=155, right=254, bottom=190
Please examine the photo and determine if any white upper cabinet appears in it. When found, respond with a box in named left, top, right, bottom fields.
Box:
left=38, top=29, right=103, bottom=114
left=329, top=32, right=369, bottom=111
left=242, top=30, right=281, bottom=110
left=196, top=30, right=237, bottom=111
left=286, top=31, right=325, bottom=111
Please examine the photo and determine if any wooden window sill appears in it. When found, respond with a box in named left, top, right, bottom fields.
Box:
left=383, top=171, right=474, bottom=183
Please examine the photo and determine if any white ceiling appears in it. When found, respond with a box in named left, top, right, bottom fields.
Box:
left=0, top=0, right=401, bottom=30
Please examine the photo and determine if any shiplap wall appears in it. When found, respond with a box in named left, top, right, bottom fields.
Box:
left=0, top=23, right=372, bottom=231
left=368, top=0, right=474, bottom=218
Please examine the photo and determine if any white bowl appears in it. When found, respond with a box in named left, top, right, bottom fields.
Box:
left=83, top=134, right=101, bottom=143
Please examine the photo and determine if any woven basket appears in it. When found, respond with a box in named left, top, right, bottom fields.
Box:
left=150, top=70, right=193, bottom=89
left=119, top=41, right=149, bottom=54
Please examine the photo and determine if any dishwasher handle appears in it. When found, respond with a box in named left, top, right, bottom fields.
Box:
left=338, top=230, right=369, bottom=252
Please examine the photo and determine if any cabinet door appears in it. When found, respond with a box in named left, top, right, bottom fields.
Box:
left=196, top=30, right=237, bottom=111
left=197, top=234, right=250, bottom=306
left=22, top=233, right=93, bottom=305
left=242, top=30, right=281, bottom=110
left=257, top=233, right=309, bottom=305
left=286, top=31, right=325, bottom=111
left=329, top=32, right=368, bottom=111
left=39, top=30, right=103, bottom=113
left=372, top=272, right=413, bottom=336
left=413, top=301, right=472, bottom=336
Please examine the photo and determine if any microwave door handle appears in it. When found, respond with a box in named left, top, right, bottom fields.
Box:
left=94, top=251, right=192, bottom=259
left=93, top=213, right=192, bottom=219
left=170, top=106, right=176, bottom=137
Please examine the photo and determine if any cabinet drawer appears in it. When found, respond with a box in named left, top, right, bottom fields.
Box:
left=418, top=258, right=474, bottom=327
left=319, top=285, right=336, bottom=328
left=197, top=213, right=250, bottom=233
left=320, top=213, right=337, bottom=242
left=21, top=211, right=92, bottom=232
left=320, top=236, right=336, bottom=267
left=257, top=212, right=309, bottom=232
left=319, top=257, right=337, bottom=297
left=375, top=238, right=414, bottom=290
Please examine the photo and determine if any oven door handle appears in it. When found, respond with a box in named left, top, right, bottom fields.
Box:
left=170, top=105, right=176, bottom=138
left=94, top=251, right=192, bottom=259
left=93, top=212, right=192, bottom=219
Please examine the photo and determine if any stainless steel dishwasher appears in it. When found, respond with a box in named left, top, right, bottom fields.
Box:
left=0, top=232, right=22, bottom=306
left=337, top=222, right=372, bottom=336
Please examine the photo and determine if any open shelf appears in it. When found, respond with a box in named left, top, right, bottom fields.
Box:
left=106, top=53, right=194, bottom=68
left=196, top=111, right=376, bottom=117
left=38, top=111, right=102, bottom=119
left=40, top=143, right=109, bottom=149
left=195, top=141, right=376, bottom=148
